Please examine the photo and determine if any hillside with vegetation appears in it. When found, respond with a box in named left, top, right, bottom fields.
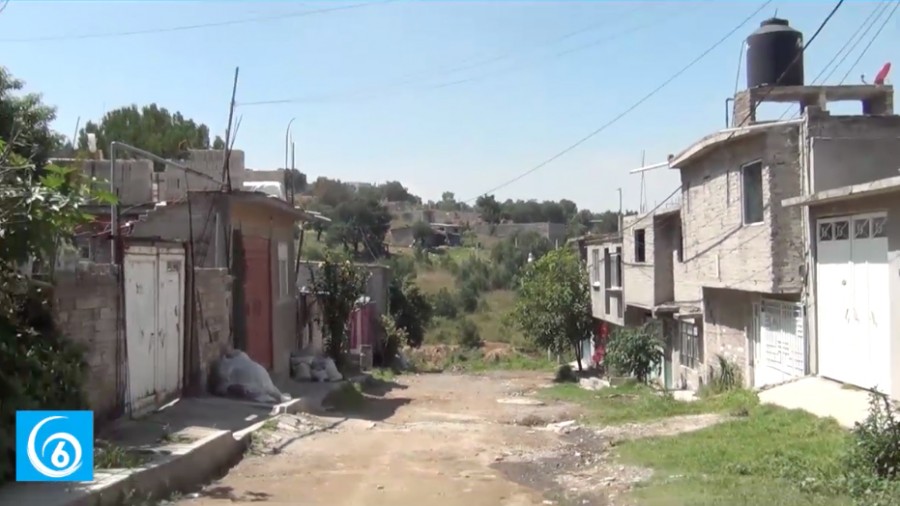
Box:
left=282, top=174, right=632, bottom=368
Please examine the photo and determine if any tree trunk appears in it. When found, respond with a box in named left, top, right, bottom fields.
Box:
left=573, top=341, right=583, bottom=372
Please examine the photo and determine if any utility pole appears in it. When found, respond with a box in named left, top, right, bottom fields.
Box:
left=290, top=141, right=296, bottom=203
left=617, top=187, right=623, bottom=234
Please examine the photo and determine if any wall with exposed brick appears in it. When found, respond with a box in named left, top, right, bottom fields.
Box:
left=160, top=150, right=244, bottom=202
left=53, top=263, right=122, bottom=422
left=672, top=123, right=803, bottom=304
left=193, top=268, right=233, bottom=393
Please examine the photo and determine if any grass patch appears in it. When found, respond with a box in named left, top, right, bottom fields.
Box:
left=370, top=367, right=396, bottom=382
left=619, top=405, right=851, bottom=505
left=94, top=441, right=151, bottom=469
left=406, top=345, right=557, bottom=373
left=540, top=382, right=758, bottom=425
left=416, top=268, right=457, bottom=294
left=322, top=382, right=366, bottom=411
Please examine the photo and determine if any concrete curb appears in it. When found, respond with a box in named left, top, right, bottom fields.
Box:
left=0, top=377, right=373, bottom=506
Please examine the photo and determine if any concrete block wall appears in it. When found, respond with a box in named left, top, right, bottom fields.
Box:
left=702, top=287, right=754, bottom=387
left=160, top=150, right=245, bottom=202
left=194, top=268, right=233, bottom=393
left=766, top=128, right=805, bottom=293
left=622, top=214, right=655, bottom=309
left=79, top=159, right=154, bottom=206
left=53, top=263, right=122, bottom=422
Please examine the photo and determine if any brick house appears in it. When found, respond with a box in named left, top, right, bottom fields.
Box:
left=667, top=83, right=895, bottom=392
left=620, top=207, right=686, bottom=389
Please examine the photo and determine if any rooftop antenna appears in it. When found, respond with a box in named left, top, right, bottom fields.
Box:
left=773, top=8, right=778, bottom=18
left=639, top=150, right=647, bottom=213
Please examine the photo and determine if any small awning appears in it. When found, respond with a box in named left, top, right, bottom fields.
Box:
left=782, top=174, right=900, bottom=208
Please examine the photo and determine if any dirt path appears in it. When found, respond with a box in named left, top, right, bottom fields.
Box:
left=169, top=372, right=716, bottom=506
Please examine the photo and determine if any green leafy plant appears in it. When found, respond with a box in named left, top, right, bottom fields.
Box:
left=554, top=364, right=578, bottom=383
left=431, top=288, right=459, bottom=318
left=379, top=313, right=408, bottom=367
left=308, top=253, right=369, bottom=368
left=704, top=354, right=742, bottom=394
left=457, top=318, right=483, bottom=349
left=841, top=392, right=900, bottom=504
left=511, top=248, right=593, bottom=371
left=604, top=325, right=663, bottom=383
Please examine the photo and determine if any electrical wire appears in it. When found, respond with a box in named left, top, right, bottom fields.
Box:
left=238, top=3, right=698, bottom=107
left=0, top=0, right=392, bottom=43
left=838, top=0, right=899, bottom=84
left=819, top=0, right=892, bottom=84
left=460, top=0, right=774, bottom=205
left=604, top=0, right=846, bottom=238
left=777, top=0, right=888, bottom=120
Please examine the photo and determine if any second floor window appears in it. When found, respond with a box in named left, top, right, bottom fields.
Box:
left=742, top=161, right=764, bottom=225
left=591, top=249, right=600, bottom=284
left=634, top=229, right=646, bottom=263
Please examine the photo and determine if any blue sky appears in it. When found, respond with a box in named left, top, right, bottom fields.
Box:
left=1, top=1, right=897, bottom=212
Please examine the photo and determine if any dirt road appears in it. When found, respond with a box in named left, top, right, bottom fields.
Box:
left=171, top=372, right=647, bottom=506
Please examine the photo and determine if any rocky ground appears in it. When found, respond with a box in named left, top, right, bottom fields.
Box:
left=169, top=371, right=722, bottom=506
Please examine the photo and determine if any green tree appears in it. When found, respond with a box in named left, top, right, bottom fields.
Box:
left=388, top=277, right=432, bottom=351
left=0, top=67, right=64, bottom=170
left=512, top=248, right=593, bottom=371
left=377, top=180, right=419, bottom=203
left=411, top=220, right=434, bottom=249
left=475, top=194, right=503, bottom=224
left=308, top=253, right=368, bottom=368
left=327, top=197, right=392, bottom=258
left=0, top=72, right=116, bottom=485
left=77, top=104, right=215, bottom=159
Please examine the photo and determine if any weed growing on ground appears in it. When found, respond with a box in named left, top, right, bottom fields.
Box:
left=541, top=382, right=758, bottom=425
left=94, top=441, right=151, bottom=469
left=554, top=364, right=578, bottom=383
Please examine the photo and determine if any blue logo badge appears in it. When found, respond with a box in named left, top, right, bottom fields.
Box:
left=16, top=410, right=94, bottom=482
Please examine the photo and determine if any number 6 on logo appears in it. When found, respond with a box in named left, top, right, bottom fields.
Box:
left=16, top=410, right=94, bottom=482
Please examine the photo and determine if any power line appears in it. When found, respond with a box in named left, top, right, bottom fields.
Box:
left=820, top=1, right=892, bottom=84
left=0, top=1, right=391, bottom=43
left=777, top=0, right=887, bottom=120
left=838, top=0, right=899, bottom=84
left=237, top=3, right=700, bottom=107
left=619, top=0, right=846, bottom=237
left=461, top=0, right=774, bottom=204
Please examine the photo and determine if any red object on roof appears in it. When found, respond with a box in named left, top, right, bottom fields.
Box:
left=874, top=62, right=891, bottom=85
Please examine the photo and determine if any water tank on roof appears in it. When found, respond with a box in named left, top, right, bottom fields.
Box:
left=746, top=18, right=804, bottom=88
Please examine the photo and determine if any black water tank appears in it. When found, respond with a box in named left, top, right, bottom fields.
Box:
left=746, top=18, right=804, bottom=88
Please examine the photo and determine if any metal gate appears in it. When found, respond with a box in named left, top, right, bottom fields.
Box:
left=752, top=299, right=806, bottom=388
left=243, top=236, right=273, bottom=370
left=124, top=243, right=185, bottom=416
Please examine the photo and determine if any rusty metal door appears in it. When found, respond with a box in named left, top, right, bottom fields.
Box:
left=243, top=236, right=273, bottom=370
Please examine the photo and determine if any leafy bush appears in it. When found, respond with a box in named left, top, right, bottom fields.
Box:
left=704, top=354, right=743, bottom=394
left=378, top=314, right=408, bottom=368
left=458, top=284, right=479, bottom=313
left=841, top=392, right=900, bottom=504
left=554, top=364, right=578, bottom=383
left=457, top=319, right=483, bottom=349
left=388, top=277, right=432, bottom=349
left=604, top=325, right=663, bottom=383
left=431, top=288, right=459, bottom=318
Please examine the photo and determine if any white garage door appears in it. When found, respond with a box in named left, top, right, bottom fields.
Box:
left=816, top=213, right=890, bottom=395
left=752, top=299, right=806, bottom=388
